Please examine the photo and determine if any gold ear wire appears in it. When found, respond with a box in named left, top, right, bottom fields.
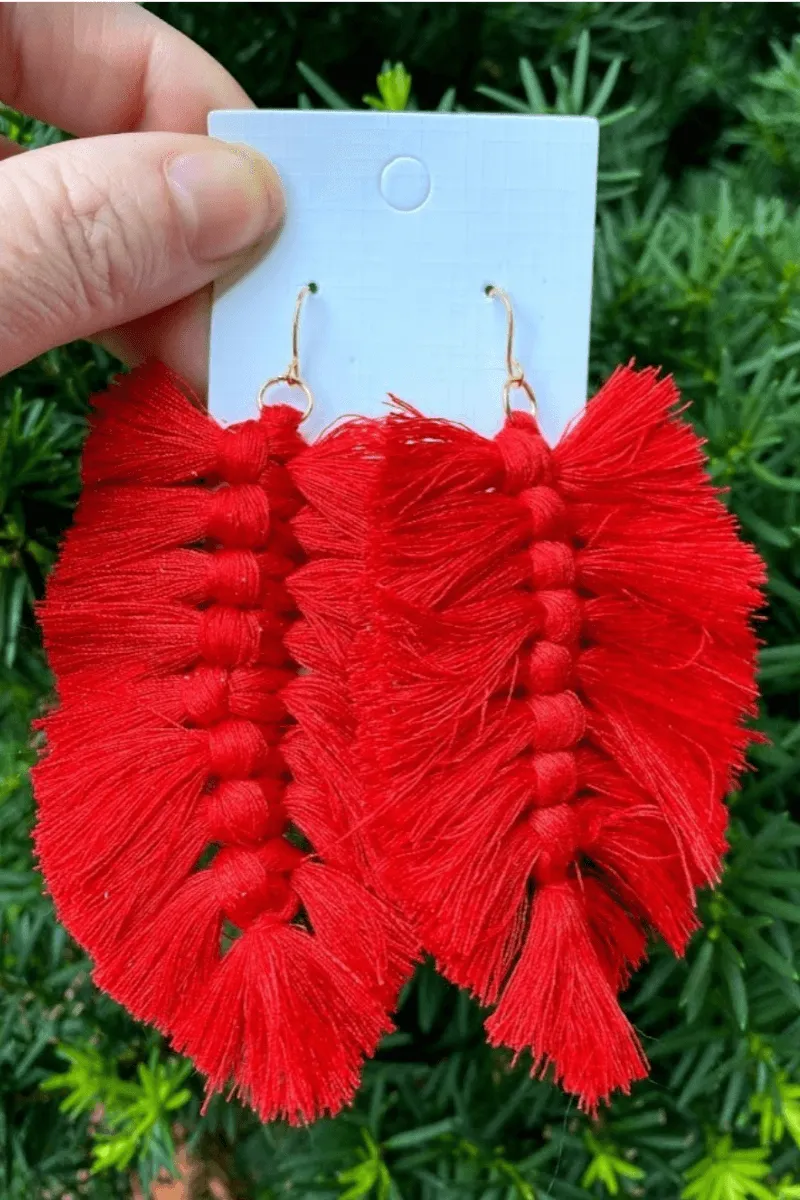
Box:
left=257, top=283, right=317, bottom=419
left=485, top=285, right=537, bottom=417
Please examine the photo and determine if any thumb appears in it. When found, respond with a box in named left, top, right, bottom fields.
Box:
left=0, top=131, right=283, bottom=375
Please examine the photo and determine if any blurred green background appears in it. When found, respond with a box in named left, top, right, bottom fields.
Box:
left=2, top=3, right=800, bottom=1197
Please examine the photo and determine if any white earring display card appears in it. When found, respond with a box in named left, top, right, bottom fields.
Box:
left=208, top=109, right=598, bottom=445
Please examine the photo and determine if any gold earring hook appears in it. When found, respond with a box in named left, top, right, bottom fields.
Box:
left=257, top=283, right=317, bottom=419
left=486, top=285, right=537, bottom=418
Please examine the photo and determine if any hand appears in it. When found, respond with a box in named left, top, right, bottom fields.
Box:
left=0, top=3, right=283, bottom=390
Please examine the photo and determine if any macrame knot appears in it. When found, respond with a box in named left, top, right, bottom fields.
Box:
left=257, top=543, right=298, bottom=584
left=207, top=484, right=270, bottom=548
left=529, top=691, right=586, bottom=751
left=530, top=750, right=578, bottom=808
left=205, top=777, right=286, bottom=845
left=207, top=718, right=269, bottom=778
left=258, top=836, right=306, bottom=873
left=495, top=421, right=551, bottom=493
left=528, top=804, right=581, bottom=885
left=528, top=641, right=573, bottom=694
left=260, top=464, right=305, bottom=522
left=210, top=843, right=300, bottom=928
left=199, top=606, right=261, bottom=666
left=518, top=486, right=566, bottom=538
left=259, top=577, right=296, bottom=620
left=227, top=667, right=292, bottom=722
left=182, top=665, right=230, bottom=726
left=257, top=403, right=305, bottom=459
left=205, top=550, right=263, bottom=606
left=534, top=589, right=582, bottom=644
left=530, top=541, right=576, bottom=589
left=216, top=421, right=271, bottom=484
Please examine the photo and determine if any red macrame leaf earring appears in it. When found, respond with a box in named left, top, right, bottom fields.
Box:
left=34, top=318, right=412, bottom=1122
left=362, top=289, right=765, bottom=1112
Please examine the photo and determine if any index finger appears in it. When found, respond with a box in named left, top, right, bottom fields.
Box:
left=0, top=2, right=252, bottom=136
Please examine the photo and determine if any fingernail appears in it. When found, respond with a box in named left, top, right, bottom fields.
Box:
left=166, top=143, right=284, bottom=262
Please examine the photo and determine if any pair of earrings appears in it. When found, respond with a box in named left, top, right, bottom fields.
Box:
left=33, top=283, right=764, bottom=1123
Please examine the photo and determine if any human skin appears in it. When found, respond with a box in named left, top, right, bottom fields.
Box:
left=0, top=2, right=284, bottom=391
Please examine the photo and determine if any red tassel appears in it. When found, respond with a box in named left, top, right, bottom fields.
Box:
left=363, top=366, right=764, bottom=1110
left=179, top=914, right=391, bottom=1123
left=485, top=877, right=647, bottom=1109
left=34, top=363, right=411, bottom=1123
left=284, top=418, right=419, bottom=992
left=286, top=422, right=386, bottom=870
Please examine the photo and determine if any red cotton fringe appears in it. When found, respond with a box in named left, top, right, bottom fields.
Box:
left=362, top=366, right=765, bottom=1112
left=285, top=415, right=419, bottom=1001
left=33, top=362, right=413, bottom=1125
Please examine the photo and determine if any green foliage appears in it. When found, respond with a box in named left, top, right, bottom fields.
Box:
left=0, top=104, right=64, bottom=148
left=42, top=1046, right=191, bottom=1185
left=476, top=32, right=642, bottom=203
left=731, top=37, right=800, bottom=196
left=580, top=1132, right=645, bottom=1196
left=3, top=3, right=800, bottom=1197
left=336, top=1130, right=393, bottom=1198
left=0, top=386, right=83, bottom=670
left=681, top=1136, right=776, bottom=1200
left=364, top=62, right=413, bottom=111
left=752, top=1073, right=800, bottom=1153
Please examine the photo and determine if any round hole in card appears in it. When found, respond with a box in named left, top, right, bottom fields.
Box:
left=379, top=156, right=431, bottom=212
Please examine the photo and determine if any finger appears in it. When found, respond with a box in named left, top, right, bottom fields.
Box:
left=0, top=3, right=251, bottom=136
left=0, top=2, right=258, bottom=383
left=0, top=131, right=283, bottom=376
left=96, top=236, right=271, bottom=390
left=0, top=135, right=24, bottom=161
left=97, top=288, right=213, bottom=397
